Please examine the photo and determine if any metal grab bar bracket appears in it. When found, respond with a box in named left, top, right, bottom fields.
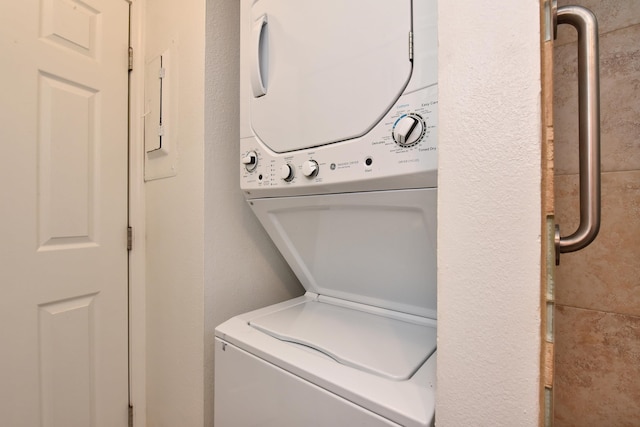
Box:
left=553, top=5, right=601, bottom=265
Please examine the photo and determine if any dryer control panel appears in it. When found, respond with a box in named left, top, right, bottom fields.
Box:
left=241, top=86, right=438, bottom=198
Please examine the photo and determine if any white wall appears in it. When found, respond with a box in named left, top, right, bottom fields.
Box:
left=144, top=0, right=206, bottom=425
left=203, top=1, right=303, bottom=425
left=144, top=0, right=302, bottom=424
left=437, top=0, right=542, bottom=425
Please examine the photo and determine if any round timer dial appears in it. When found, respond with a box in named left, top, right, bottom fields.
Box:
left=392, top=114, right=425, bottom=147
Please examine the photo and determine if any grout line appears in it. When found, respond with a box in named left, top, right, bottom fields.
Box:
left=554, top=21, right=640, bottom=48
left=554, top=169, right=640, bottom=177
left=556, top=303, right=640, bottom=319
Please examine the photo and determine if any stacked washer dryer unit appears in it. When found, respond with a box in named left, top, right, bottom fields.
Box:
left=215, top=1, right=438, bottom=426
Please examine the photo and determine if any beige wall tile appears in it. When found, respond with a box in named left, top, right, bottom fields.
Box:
left=556, top=0, right=640, bottom=46
left=554, top=305, right=640, bottom=427
left=555, top=171, right=640, bottom=316
left=554, top=23, right=640, bottom=175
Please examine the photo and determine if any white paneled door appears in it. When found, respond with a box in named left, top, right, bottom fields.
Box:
left=0, top=1, right=130, bottom=426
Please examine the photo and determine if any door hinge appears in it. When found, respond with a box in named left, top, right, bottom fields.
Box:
left=127, top=226, right=133, bottom=251
left=129, top=404, right=134, bottom=427
left=128, top=47, right=134, bottom=71
left=409, top=31, right=413, bottom=61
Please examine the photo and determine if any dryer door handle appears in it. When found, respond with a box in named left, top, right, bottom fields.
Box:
left=251, top=14, right=268, bottom=97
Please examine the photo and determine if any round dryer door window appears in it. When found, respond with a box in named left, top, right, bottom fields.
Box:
left=248, top=0, right=413, bottom=153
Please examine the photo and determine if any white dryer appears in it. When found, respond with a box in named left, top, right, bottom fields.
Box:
left=215, top=1, right=438, bottom=426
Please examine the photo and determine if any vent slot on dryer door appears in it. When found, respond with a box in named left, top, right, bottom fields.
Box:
left=249, top=0, right=413, bottom=153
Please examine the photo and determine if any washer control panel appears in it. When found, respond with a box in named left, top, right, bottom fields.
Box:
left=241, top=85, right=437, bottom=197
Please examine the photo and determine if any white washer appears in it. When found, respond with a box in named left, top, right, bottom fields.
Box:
left=215, top=1, right=438, bottom=426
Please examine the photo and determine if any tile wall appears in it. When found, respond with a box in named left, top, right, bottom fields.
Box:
left=553, top=0, right=640, bottom=425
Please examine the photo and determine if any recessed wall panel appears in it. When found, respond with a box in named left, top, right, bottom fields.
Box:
left=38, top=72, right=98, bottom=250
left=38, top=294, right=97, bottom=427
left=40, top=0, right=100, bottom=58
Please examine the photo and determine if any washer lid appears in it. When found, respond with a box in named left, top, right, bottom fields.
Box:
left=249, top=0, right=412, bottom=153
left=249, top=188, right=437, bottom=319
left=249, top=300, right=436, bottom=380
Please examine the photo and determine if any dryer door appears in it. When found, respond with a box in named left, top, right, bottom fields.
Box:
left=247, top=0, right=413, bottom=153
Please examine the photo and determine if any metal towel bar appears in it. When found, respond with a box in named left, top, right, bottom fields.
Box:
left=553, top=5, right=601, bottom=265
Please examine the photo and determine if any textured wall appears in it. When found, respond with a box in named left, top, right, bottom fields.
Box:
left=203, top=1, right=303, bottom=426
left=144, top=0, right=206, bottom=425
left=436, top=0, right=542, bottom=425
left=145, top=1, right=303, bottom=425
left=553, top=0, right=640, bottom=425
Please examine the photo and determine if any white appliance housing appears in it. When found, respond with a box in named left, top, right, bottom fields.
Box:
left=215, top=1, right=438, bottom=426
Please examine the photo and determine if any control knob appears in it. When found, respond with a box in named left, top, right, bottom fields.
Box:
left=302, top=160, right=319, bottom=178
left=281, top=164, right=295, bottom=182
left=392, top=115, right=424, bottom=147
left=241, top=151, right=258, bottom=172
